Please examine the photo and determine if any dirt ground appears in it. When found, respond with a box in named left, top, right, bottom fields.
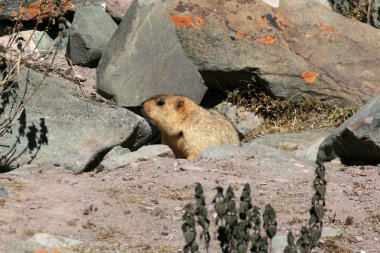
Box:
left=0, top=156, right=379, bottom=253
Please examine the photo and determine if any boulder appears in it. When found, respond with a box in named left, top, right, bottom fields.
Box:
left=96, top=0, right=207, bottom=107
left=164, top=0, right=380, bottom=106
left=106, top=0, right=134, bottom=21
left=67, top=5, right=118, bottom=67
left=0, top=69, right=152, bottom=173
left=317, top=95, right=380, bottom=165
left=100, top=144, right=174, bottom=170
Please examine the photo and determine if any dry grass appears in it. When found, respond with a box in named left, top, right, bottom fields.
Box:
left=160, top=189, right=192, bottom=201
left=226, top=80, right=360, bottom=140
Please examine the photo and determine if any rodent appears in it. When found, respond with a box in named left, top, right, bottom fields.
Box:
left=141, top=95, right=240, bottom=160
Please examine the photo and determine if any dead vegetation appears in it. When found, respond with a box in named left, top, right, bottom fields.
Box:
left=225, top=79, right=360, bottom=140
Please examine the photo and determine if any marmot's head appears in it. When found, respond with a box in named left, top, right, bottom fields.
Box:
left=141, top=95, right=195, bottom=136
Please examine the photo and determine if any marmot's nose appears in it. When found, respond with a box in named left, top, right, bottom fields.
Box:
left=140, top=102, right=148, bottom=115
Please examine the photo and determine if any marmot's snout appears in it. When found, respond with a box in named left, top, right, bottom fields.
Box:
left=140, top=100, right=150, bottom=118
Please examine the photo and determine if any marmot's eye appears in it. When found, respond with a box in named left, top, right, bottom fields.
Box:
left=156, top=99, right=165, bottom=106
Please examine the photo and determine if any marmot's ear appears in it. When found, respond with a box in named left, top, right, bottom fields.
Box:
left=175, top=100, right=184, bottom=111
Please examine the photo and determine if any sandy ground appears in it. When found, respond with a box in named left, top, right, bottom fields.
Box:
left=0, top=156, right=379, bottom=253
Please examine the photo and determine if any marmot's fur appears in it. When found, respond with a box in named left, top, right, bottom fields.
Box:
left=141, top=95, right=240, bottom=160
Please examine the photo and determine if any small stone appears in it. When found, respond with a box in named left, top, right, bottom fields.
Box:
left=355, top=235, right=363, bottom=242
left=179, top=165, right=204, bottom=171
left=0, top=187, right=9, bottom=198
left=322, top=227, right=343, bottom=238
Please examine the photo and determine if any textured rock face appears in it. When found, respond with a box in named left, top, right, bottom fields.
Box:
left=0, top=0, right=73, bottom=21
left=0, top=69, right=151, bottom=173
left=164, top=0, right=380, bottom=106
left=66, top=5, right=118, bottom=67
left=106, top=0, right=135, bottom=21
left=317, top=95, right=380, bottom=165
left=96, top=0, right=207, bottom=107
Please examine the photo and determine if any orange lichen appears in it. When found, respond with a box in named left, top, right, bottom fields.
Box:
left=318, top=23, right=334, bottom=31
left=33, top=248, right=61, bottom=253
left=275, top=12, right=287, bottom=30
left=192, top=16, right=205, bottom=28
left=11, top=0, right=73, bottom=20
left=258, top=18, right=268, bottom=25
left=33, top=250, right=49, bottom=253
left=10, top=11, right=18, bottom=17
left=170, top=15, right=204, bottom=28
left=318, top=23, right=340, bottom=34
left=27, top=0, right=73, bottom=20
left=301, top=71, right=318, bottom=84
left=236, top=31, right=245, bottom=38
left=275, top=19, right=286, bottom=30
left=275, top=12, right=285, bottom=20
left=256, top=36, right=277, bottom=44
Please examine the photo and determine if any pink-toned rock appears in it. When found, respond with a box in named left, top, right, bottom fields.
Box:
left=106, top=0, right=134, bottom=21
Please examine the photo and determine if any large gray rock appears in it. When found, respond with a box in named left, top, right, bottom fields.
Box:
left=67, top=5, right=118, bottom=67
left=97, top=0, right=207, bottom=107
left=317, top=95, right=380, bottom=165
left=164, top=0, right=380, bottom=106
left=0, top=69, right=151, bottom=173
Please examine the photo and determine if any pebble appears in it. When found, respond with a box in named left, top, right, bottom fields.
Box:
left=179, top=165, right=204, bottom=171
left=355, top=235, right=363, bottom=242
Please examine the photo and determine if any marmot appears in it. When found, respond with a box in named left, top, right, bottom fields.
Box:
left=141, top=95, right=240, bottom=160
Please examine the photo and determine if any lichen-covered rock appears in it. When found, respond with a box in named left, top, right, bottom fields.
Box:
left=0, top=0, right=105, bottom=21
left=164, top=0, right=380, bottom=106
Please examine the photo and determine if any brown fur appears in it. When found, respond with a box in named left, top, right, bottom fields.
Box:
left=141, top=95, right=240, bottom=160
